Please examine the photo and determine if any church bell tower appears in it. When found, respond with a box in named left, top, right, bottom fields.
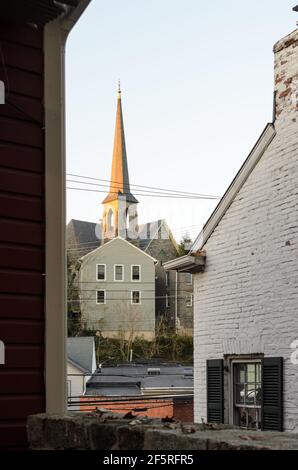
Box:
left=102, top=83, right=139, bottom=242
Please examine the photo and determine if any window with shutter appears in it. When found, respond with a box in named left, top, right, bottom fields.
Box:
left=261, top=357, right=283, bottom=432
left=206, top=359, right=224, bottom=423
left=232, top=361, right=262, bottom=429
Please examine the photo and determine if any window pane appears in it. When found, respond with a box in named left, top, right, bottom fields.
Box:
left=256, top=363, right=261, bottom=383
left=235, top=407, right=260, bottom=430
left=97, top=290, right=105, bottom=303
left=233, top=362, right=262, bottom=430
left=97, top=265, right=105, bottom=280
left=246, top=408, right=259, bottom=430
left=132, top=266, right=140, bottom=280
left=247, top=363, right=255, bottom=383
left=132, top=291, right=140, bottom=304
left=246, top=383, right=256, bottom=405
left=185, top=273, right=192, bottom=284
left=235, top=364, right=246, bottom=383
left=235, top=384, right=245, bottom=405
left=115, top=265, right=123, bottom=280
left=256, top=385, right=261, bottom=406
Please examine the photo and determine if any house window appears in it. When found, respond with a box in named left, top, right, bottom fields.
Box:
left=166, top=294, right=170, bottom=308
left=186, top=294, right=193, bottom=307
left=233, top=362, right=262, bottom=430
left=131, top=291, right=141, bottom=304
left=114, top=264, right=124, bottom=281
left=165, top=272, right=169, bottom=286
left=96, top=290, right=106, bottom=304
left=131, top=265, right=141, bottom=281
left=96, top=264, right=106, bottom=281
left=185, top=273, right=192, bottom=285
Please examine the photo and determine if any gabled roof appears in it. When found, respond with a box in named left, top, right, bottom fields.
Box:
left=66, top=218, right=178, bottom=258
left=67, top=219, right=101, bottom=257
left=67, top=337, right=95, bottom=374
left=138, top=219, right=178, bottom=253
left=80, top=236, right=158, bottom=263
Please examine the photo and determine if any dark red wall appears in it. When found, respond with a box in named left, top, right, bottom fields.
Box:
left=0, top=22, right=45, bottom=449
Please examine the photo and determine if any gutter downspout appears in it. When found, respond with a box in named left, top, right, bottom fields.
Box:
left=44, top=0, right=91, bottom=414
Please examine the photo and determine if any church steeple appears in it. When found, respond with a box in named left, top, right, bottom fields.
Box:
left=102, top=82, right=138, bottom=205
left=102, top=84, right=138, bottom=241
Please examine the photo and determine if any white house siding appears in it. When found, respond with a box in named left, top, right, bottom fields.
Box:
left=67, top=362, right=88, bottom=411
left=194, top=29, right=298, bottom=432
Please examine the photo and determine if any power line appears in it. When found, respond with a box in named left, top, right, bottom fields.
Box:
left=67, top=178, right=204, bottom=199
left=67, top=173, right=219, bottom=199
left=67, top=186, right=218, bottom=200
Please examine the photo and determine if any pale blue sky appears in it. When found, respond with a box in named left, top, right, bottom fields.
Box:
left=66, top=0, right=297, bottom=242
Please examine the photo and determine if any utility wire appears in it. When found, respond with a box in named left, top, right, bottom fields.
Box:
left=67, top=186, right=217, bottom=200
left=67, top=173, right=219, bottom=199
left=67, top=179, right=201, bottom=198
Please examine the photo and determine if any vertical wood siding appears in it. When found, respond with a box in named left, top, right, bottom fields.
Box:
left=0, top=23, right=45, bottom=449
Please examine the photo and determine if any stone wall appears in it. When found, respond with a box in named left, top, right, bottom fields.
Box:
left=27, top=412, right=298, bottom=450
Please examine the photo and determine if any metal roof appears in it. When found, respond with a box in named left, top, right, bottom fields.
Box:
left=0, top=0, right=80, bottom=26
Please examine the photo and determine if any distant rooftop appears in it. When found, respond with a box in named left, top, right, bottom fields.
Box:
left=86, top=362, right=193, bottom=397
left=67, top=337, right=95, bottom=374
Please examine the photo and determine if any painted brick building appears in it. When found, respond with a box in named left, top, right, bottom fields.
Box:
left=165, top=26, right=298, bottom=432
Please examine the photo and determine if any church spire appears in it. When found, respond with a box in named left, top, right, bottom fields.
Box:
left=102, top=84, right=138, bottom=205
left=101, top=84, right=139, bottom=241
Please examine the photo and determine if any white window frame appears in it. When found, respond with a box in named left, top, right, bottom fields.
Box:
left=166, top=294, right=170, bottom=308
left=114, top=264, right=124, bottom=282
left=96, top=263, right=106, bottom=281
left=230, top=359, right=262, bottom=429
left=186, top=293, right=193, bottom=307
left=131, top=290, right=141, bottom=305
left=96, top=289, right=106, bottom=304
left=131, top=264, right=141, bottom=282
left=185, top=273, right=192, bottom=285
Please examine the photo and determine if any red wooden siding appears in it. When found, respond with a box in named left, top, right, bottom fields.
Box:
left=0, top=22, right=45, bottom=449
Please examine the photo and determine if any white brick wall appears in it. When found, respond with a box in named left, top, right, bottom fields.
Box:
left=194, top=29, right=298, bottom=432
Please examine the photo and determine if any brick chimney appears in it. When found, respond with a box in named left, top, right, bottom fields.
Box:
left=274, top=27, right=298, bottom=125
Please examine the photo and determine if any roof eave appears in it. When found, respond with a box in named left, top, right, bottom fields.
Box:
left=0, top=0, right=88, bottom=27
left=163, top=252, right=206, bottom=273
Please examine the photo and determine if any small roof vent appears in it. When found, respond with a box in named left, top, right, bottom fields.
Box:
left=147, top=367, right=161, bottom=376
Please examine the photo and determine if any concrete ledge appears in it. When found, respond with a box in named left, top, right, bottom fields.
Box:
left=27, top=411, right=298, bottom=450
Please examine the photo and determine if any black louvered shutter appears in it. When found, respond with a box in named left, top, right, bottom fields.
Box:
left=206, top=359, right=224, bottom=423
left=261, top=357, right=283, bottom=431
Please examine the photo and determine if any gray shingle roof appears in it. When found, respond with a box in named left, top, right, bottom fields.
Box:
left=66, top=219, right=170, bottom=254
left=67, top=337, right=95, bottom=374
left=86, top=363, right=193, bottom=396
left=66, top=218, right=173, bottom=255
